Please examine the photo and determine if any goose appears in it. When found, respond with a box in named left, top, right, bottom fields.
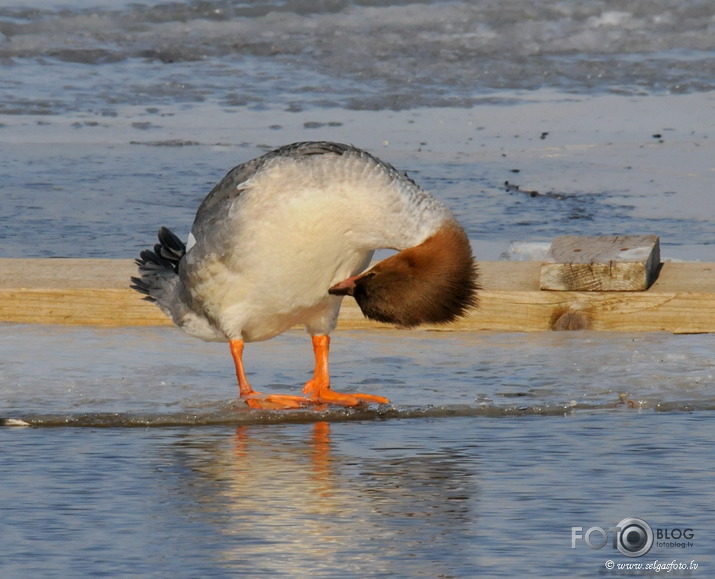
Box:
left=132, top=141, right=477, bottom=409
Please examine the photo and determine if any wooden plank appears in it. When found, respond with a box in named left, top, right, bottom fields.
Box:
left=2, top=258, right=715, bottom=333
left=541, top=235, right=660, bottom=291
left=0, top=258, right=170, bottom=327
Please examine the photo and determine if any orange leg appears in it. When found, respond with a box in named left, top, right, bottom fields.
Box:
left=302, top=335, right=390, bottom=407
left=230, top=339, right=308, bottom=409
left=229, top=336, right=389, bottom=409
left=229, top=339, right=255, bottom=398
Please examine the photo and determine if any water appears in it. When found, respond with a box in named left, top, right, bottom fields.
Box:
left=2, top=0, right=715, bottom=576
left=1, top=415, right=712, bottom=577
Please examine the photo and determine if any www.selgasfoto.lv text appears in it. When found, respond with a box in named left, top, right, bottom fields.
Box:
left=604, top=559, right=698, bottom=572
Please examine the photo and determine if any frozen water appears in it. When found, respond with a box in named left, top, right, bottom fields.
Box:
left=2, top=1, right=713, bottom=259
left=1, top=0, right=714, bottom=116
left=3, top=325, right=715, bottom=426
left=1, top=93, right=713, bottom=260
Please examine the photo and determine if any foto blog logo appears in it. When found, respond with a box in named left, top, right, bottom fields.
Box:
left=571, top=517, right=694, bottom=558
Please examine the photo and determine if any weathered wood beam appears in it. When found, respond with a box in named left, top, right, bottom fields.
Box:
left=1, top=258, right=714, bottom=333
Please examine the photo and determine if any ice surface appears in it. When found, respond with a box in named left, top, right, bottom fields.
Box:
left=2, top=1, right=712, bottom=263
left=1, top=92, right=713, bottom=260
left=2, top=324, right=715, bottom=426
left=1, top=0, right=714, bottom=116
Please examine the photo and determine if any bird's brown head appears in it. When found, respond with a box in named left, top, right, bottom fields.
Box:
left=329, top=224, right=478, bottom=327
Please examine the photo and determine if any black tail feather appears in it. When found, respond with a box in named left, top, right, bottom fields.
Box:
left=131, top=227, right=186, bottom=300
left=154, top=226, right=185, bottom=269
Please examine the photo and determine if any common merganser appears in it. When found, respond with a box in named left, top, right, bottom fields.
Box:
left=132, top=142, right=478, bottom=409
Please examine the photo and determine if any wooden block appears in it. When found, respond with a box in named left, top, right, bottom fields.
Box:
left=540, top=235, right=660, bottom=291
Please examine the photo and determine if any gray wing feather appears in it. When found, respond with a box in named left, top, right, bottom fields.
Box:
left=190, top=141, right=416, bottom=245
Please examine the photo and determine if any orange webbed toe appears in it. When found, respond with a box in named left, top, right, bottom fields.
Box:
left=242, top=393, right=313, bottom=410
left=311, top=388, right=390, bottom=407
left=350, top=392, right=391, bottom=405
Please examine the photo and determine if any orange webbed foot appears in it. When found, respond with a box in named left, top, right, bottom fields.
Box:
left=314, top=388, right=390, bottom=407
left=241, top=393, right=314, bottom=410
left=242, top=391, right=389, bottom=409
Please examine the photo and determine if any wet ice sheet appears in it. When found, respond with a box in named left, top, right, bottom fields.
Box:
left=2, top=324, right=715, bottom=426
left=1, top=0, right=714, bottom=113
left=2, top=93, right=714, bottom=261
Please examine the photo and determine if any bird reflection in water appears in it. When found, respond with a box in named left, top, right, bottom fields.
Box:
left=232, top=421, right=335, bottom=499
left=172, top=421, right=480, bottom=575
